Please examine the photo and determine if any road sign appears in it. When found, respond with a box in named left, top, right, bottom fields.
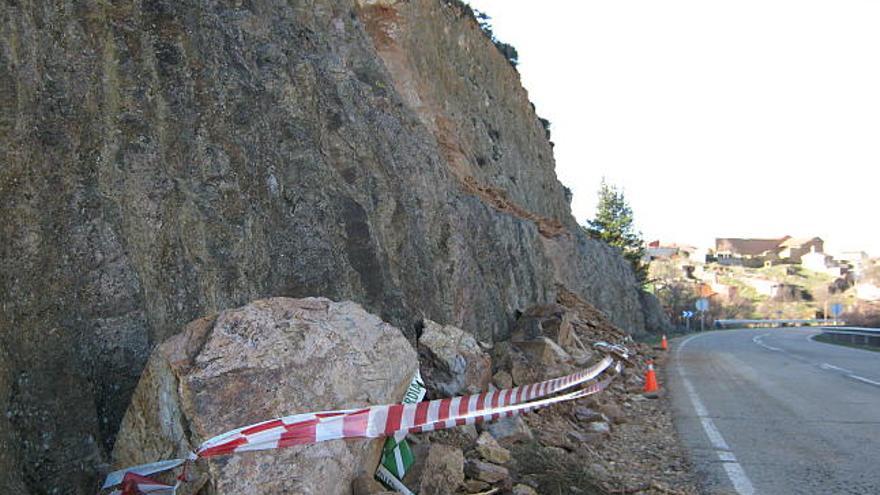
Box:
left=682, top=310, right=694, bottom=319
left=696, top=298, right=709, bottom=312
left=830, top=303, right=844, bottom=318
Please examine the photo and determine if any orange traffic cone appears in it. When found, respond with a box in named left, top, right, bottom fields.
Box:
left=643, top=360, right=659, bottom=394
left=661, top=334, right=668, bottom=351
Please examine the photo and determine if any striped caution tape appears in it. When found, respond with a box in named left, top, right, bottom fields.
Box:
left=101, top=356, right=619, bottom=493
left=194, top=355, right=614, bottom=457
left=108, top=472, right=178, bottom=495
left=102, top=459, right=187, bottom=490
left=593, top=341, right=632, bottom=362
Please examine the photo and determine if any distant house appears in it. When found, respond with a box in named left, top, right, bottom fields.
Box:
left=645, top=240, right=679, bottom=261
left=714, top=237, right=787, bottom=267
left=714, top=235, right=825, bottom=266
left=777, top=237, right=824, bottom=262
left=838, top=251, right=869, bottom=276
left=856, top=283, right=880, bottom=301
left=801, top=247, right=845, bottom=276
left=710, top=282, right=738, bottom=300
left=742, top=277, right=780, bottom=297
left=644, top=241, right=706, bottom=263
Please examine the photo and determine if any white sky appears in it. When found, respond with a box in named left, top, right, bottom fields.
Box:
left=466, top=0, right=880, bottom=256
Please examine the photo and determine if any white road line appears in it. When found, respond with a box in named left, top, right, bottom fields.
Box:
left=677, top=333, right=757, bottom=495
left=849, top=374, right=880, bottom=387
left=752, top=334, right=782, bottom=352
left=681, top=379, right=729, bottom=449
left=820, top=363, right=853, bottom=373
left=723, top=463, right=756, bottom=495
left=764, top=333, right=880, bottom=387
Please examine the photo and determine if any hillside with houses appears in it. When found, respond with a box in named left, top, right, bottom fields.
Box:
left=645, top=236, right=880, bottom=328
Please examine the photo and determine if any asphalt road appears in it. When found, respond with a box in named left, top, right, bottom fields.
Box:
left=668, top=327, right=880, bottom=494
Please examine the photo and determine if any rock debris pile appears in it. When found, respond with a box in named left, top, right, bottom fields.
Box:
left=108, top=295, right=695, bottom=494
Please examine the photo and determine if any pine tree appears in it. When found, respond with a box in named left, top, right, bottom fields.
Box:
left=586, top=179, right=648, bottom=285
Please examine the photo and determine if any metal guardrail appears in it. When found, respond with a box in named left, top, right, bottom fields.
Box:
left=820, top=326, right=880, bottom=347
left=715, top=319, right=846, bottom=329
left=821, top=326, right=880, bottom=335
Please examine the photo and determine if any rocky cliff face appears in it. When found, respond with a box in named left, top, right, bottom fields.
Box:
left=0, top=0, right=663, bottom=492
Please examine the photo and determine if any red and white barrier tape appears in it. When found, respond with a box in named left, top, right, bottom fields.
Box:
left=107, top=472, right=178, bottom=495
left=102, top=356, right=620, bottom=493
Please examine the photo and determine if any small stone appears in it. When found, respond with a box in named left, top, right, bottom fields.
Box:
left=492, top=370, right=513, bottom=390
left=464, top=459, right=509, bottom=484
left=597, top=402, right=627, bottom=424
left=512, top=483, right=539, bottom=495
left=485, top=416, right=533, bottom=445
left=573, top=406, right=605, bottom=423
left=475, top=431, right=511, bottom=464
left=463, top=479, right=490, bottom=492
left=587, top=421, right=611, bottom=434
left=418, top=444, right=465, bottom=495
left=428, top=423, right=478, bottom=449
left=590, top=463, right=610, bottom=480
left=544, top=446, right=567, bottom=456
left=459, top=424, right=479, bottom=441
left=351, top=474, right=389, bottom=495
left=566, top=430, right=603, bottom=445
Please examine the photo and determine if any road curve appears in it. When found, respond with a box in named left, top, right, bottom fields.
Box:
left=668, top=327, right=880, bottom=494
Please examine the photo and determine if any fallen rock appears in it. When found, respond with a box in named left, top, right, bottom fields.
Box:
left=510, top=338, right=573, bottom=384
left=485, top=416, right=534, bottom=445
left=112, top=298, right=418, bottom=495
left=418, top=444, right=465, bottom=495
left=587, top=421, right=612, bottom=435
left=463, top=479, right=491, bottom=492
left=597, top=402, right=627, bottom=425
left=514, top=337, right=572, bottom=366
left=465, top=459, right=509, bottom=484
left=512, top=483, right=539, bottom=495
left=419, top=319, right=492, bottom=396
left=567, top=430, right=604, bottom=446
left=590, top=462, right=611, bottom=481
left=352, top=473, right=391, bottom=495
left=427, top=424, right=479, bottom=450
left=475, top=431, right=511, bottom=464
left=512, top=304, right=574, bottom=348
left=492, top=370, right=514, bottom=390
left=573, top=406, right=607, bottom=423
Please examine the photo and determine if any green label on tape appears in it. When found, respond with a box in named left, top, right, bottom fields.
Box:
left=375, top=371, right=426, bottom=488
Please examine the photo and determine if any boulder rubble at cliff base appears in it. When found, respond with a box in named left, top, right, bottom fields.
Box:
left=109, top=294, right=696, bottom=495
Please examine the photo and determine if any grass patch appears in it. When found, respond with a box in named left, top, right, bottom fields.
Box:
left=812, top=333, right=880, bottom=353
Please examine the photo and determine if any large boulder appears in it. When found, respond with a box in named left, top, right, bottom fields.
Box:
left=511, top=304, right=574, bottom=348
left=111, top=298, right=418, bottom=495
left=418, top=319, right=492, bottom=396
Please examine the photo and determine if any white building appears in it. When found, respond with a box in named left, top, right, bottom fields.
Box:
left=802, top=247, right=844, bottom=276
left=856, top=283, right=880, bottom=301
